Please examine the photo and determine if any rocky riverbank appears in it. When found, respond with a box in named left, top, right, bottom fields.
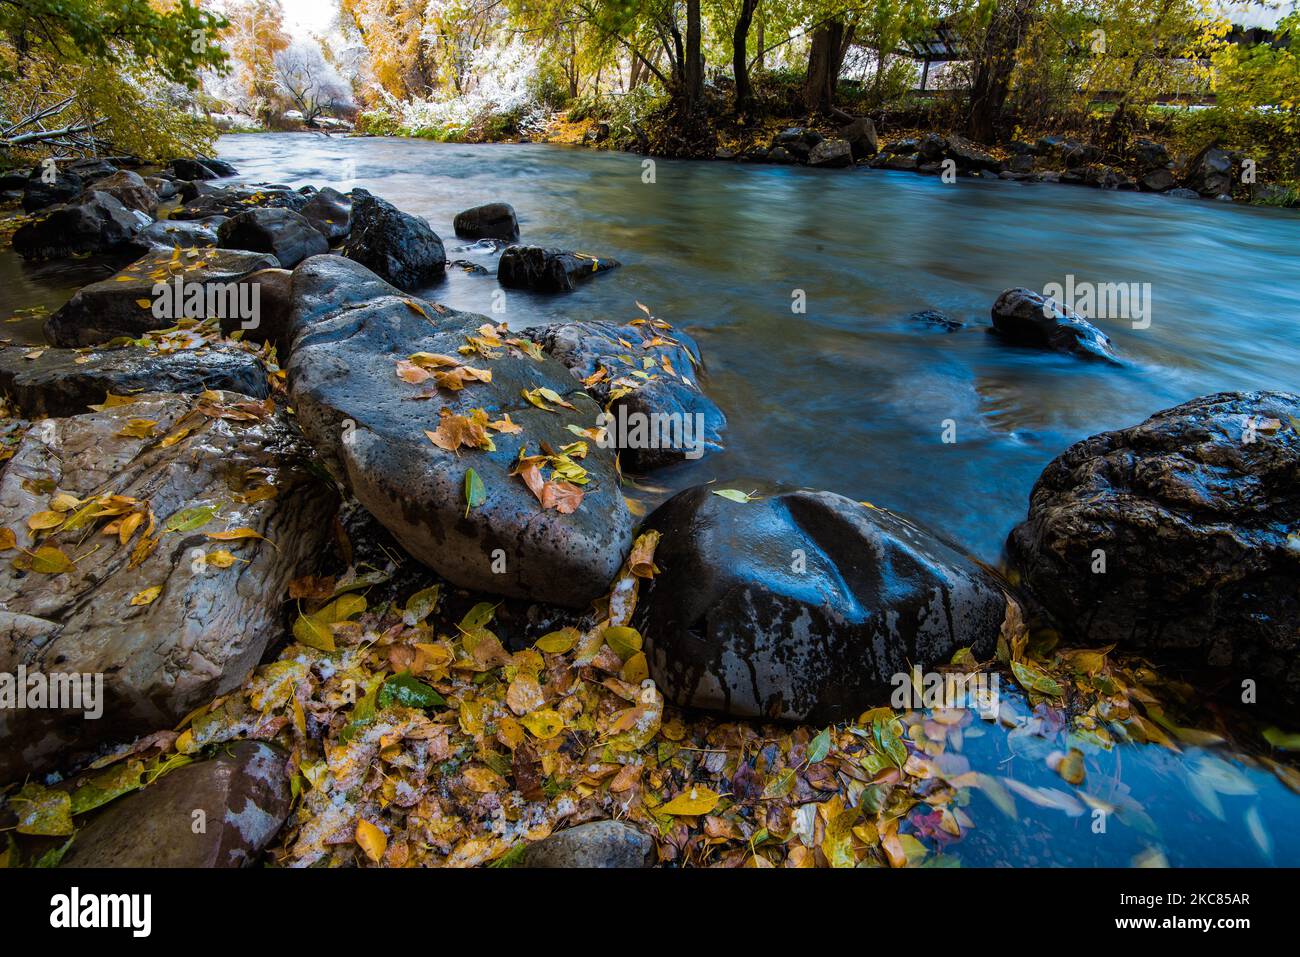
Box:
left=1, top=155, right=1297, bottom=868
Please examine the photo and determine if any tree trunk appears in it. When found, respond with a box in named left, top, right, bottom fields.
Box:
left=966, top=0, right=1035, bottom=144
left=733, top=0, right=760, bottom=117
left=685, top=0, right=703, bottom=108
left=804, top=20, right=850, bottom=116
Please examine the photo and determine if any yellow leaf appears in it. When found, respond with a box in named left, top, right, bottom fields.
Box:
left=26, top=510, right=65, bottom=531
left=205, top=549, right=238, bottom=569
left=520, top=708, right=565, bottom=739
left=205, top=527, right=270, bottom=545
left=27, top=545, right=74, bottom=574
left=0, top=527, right=15, bottom=551
left=535, top=627, right=579, bottom=653
left=130, top=585, right=162, bottom=606
left=661, top=786, right=721, bottom=816
left=355, top=819, right=387, bottom=863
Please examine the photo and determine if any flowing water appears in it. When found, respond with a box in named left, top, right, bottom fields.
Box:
left=3, top=131, right=1299, bottom=865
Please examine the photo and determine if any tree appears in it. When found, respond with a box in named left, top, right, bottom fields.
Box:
left=966, top=0, right=1037, bottom=142
left=221, top=0, right=291, bottom=113
left=732, top=0, right=760, bottom=117
left=274, top=42, right=353, bottom=125
left=804, top=17, right=853, bottom=117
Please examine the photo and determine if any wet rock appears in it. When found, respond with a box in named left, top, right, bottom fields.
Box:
left=12, top=191, right=150, bottom=261
left=909, top=310, right=963, bottom=332
left=766, top=146, right=796, bottom=165
left=453, top=202, right=520, bottom=242
left=1165, top=187, right=1201, bottom=200
left=44, top=246, right=278, bottom=347
left=1132, top=138, right=1171, bottom=172
left=1007, top=391, right=1300, bottom=703
left=990, top=287, right=1120, bottom=363
left=523, top=319, right=725, bottom=471
left=1007, top=154, right=1035, bottom=174
left=300, top=186, right=352, bottom=242
left=200, top=157, right=238, bottom=177
left=838, top=116, right=879, bottom=160
left=220, top=267, right=294, bottom=353
left=1185, top=145, right=1235, bottom=199
left=21, top=170, right=84, bottom=213
left=61, top=741, right=291, bottom=867
left=882, top=154, right=919, bottom=172
left=771, top=127, right=822, bottom=162
left=497, top=245, right=620, bottom=293
left=1139, top=168, right=1175, bottom=192
left=124, top=215, right=228, bottom=256
left=144, top=175, right=179, bottom=201
left=944, top=134, right=1002, bottom=173
left=83, top=170, right=158, bottom=216
left=0, top=391, right=334, bottom=782
left=65, top=158, right=119, bottom=183
left=344, top=188, right=445, bottom=291
left=286, top=255, right=632, bottom=607
left=807, top=138, right=854, bottom=169
left=170, top=183, right=308, bottom=220
left=170, top=157, right=222, bottom=180
left=524, top=820, right=653, bottom=868
left=0, top=342, right=268, bottom=418
left=218, top=207, right=328, bottom=269
left=634, top=481, right=1010, bottom=722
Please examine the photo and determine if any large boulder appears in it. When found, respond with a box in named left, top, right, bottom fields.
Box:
left=169, top=157, right=226, bottom=180
left=1007, top=392, right=1300, bottom=702
left=124, top=215, right=228, bottom=256
left=0, top=391, right=334, bottom=782
left=286, top=255, right=633, bottom=608
left=170, top=184, right=308, bottom=220
left=344, top=187, right=445, bottom=291
left=990, top=287, right=1120, bottom=363
left=61, top=742, right=292, bottom=867
left=64, top=158, right=119, bottom=183
left=300, top=186, right=351, bottom=242
left=524, top=820, right=653, bottom=868
left=524, top=319, right=725, bottom=471
left=453, top=202, right=520, bottom=242
left=1185, top=145, right=1235, bottom=199
left=634, top=482, right=1011, bottom=722
left=771, top=127, right=823, bottom=162
left=44, top=246, right=278, bottom=347
left=497, top=245, right=620, bottom=293
left=0, top=342, right=268, bottom=418
left=218, top=207, right=328, bottom=269
left=807, top=138, right=854, bottom=169
left=21, top=169, right=84, bottom=212
left=83, top=170, right=158, bottom=216
left=11, top=191, right=150, bottom=261
left=838, top=116, right=879, bottom=160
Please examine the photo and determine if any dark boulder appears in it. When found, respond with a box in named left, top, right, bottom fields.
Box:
left=218, top=207, right=328, bottom=269
left=44, top=246, right=278, bottom=347
left=523, top=318, right=725, bottom=470
left=220, top=267, right=294, bottom=353
left=300, top=186, right=352, bottom=242
left=838, top=116, right=879, bottom=160
left=634, top=482, right=1011, bottom=722
left=1185, top=145, right=1235, bottom=199
left=170, top=183, right=309, bottom=220
left=0, top=341, right=268, bottom=417
left=1139, top=168, right=1175, bottom=192
left=61, top=742, right=291, bottom=867
left=64, top=158, right=119, bottom=182
left=771, top=127, right=822, bottom=162
left=343, top=187, right=445, bottom=291
left=82, top=170, right=158, bottom=215
left=21, top=169, right=84, bottom=212
left=807, top=138, right=854, bottom=169
left=766, top=146, right=796, bottom=165
left=497, top=245, right=620, bottom=293
left=524, top=821, right=653, bottom=868
left=12, top=191, right=149, bottom=260
left=286, top=255, right=633, bottom=607
left=944, top=134, right=1002, bottom=173
left=1007, top=392, right=1300, bottom=703
left=199, top=157, right=238, bottom=177
left=169, top=157, right=220, bottom=180
left=454, top=202, right=520, bottom=242
left=990, top=287, right=1120, bottom=363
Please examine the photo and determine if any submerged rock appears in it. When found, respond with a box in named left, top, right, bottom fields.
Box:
left=497, top=245, right=620, bottom=293
left=524, top=319, right=725, bottom=471
left=286, top=255, right=632, bottom=607
left=0, top=342, right=268, bottom=418
left=0, top=391, right=334, bottom=782
left=1007, top=391, right=1300, bottom=703
left=61, top=741, right=292, bottom=867
left=634, top=482, right=1010, bottom=722
left=44, top=246, right=278, bottom=347
left=217, top=207, right=329, bottom=269
left=12, top=191, right=150, bottom=261
left=344, top=187, right=445, bottom=291
left=454, top=202, right=520, bottom=242
left=909, top=310, right=964, bottom=332
left=990, top=287, right=1120, bottom=363
left=524, top=820, right=653, bottom=868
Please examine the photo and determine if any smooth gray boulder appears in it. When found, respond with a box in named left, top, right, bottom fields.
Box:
left=61, top=742, right=291, bottom=867
left=0, top=391, right=334, bottom=782
left=497, top=245, right=620, bottom=293
left=44, top=246, right=278, bottom=347
left=218, top=207, right=328, bottom=269
left=344, top=188, right=445, bottom=291
left=634, top=481, right=1011, bottom=722
left=300, top=186, right=351, bottom=242
left=286, top=255, right=632, bottom=607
